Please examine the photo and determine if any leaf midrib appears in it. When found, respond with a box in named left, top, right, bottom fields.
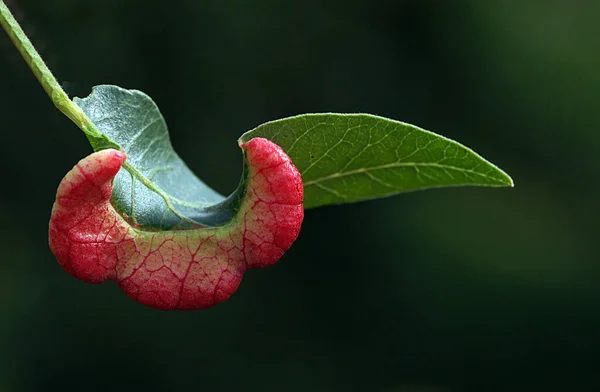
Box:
left=121, top=161, right=202, bottom=225
left=302, top=161, right=510, bottom=187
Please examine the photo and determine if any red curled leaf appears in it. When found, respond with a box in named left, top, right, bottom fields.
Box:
left=49, top=138, right=304, bottom=310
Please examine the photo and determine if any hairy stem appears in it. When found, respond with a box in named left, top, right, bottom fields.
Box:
left=0, top=0, right=104, bottom=140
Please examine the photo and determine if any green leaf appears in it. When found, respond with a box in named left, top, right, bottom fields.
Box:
left=75, top=86, right=512, bottom=226
left=75, top=85, right=241, bottom=230
left=240, top=114, right=513, bottom=209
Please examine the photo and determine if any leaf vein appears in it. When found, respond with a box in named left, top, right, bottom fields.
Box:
left=303, top=162, right=503, bottom=186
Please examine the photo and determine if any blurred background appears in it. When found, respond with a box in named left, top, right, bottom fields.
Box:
left=1, top=0, right=599, bottom=391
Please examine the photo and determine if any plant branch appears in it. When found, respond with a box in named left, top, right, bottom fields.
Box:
left=0, top=0, right=105, bottom=141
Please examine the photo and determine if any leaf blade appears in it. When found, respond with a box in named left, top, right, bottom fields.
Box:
left=240, top=113, right=513, bottom=209
left=74, top=85, right=241, bottom=229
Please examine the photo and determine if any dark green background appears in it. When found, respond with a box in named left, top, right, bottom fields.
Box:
left=1, top=1, right=599, bottom=391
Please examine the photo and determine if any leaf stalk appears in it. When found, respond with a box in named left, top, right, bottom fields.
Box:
left=0, top=0, right=106, bottom=141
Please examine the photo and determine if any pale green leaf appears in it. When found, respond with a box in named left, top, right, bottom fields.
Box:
left=75, top=85, right=241, bottom=229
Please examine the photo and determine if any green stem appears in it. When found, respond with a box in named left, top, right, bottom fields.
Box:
left=0, top=0, right=104, bottom=140
left=0, top=1, right=203, bottom=224
left=0, top=1, right=196, bottom=217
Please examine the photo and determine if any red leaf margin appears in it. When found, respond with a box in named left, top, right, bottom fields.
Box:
left=49, top=138, right=304, bottom=310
